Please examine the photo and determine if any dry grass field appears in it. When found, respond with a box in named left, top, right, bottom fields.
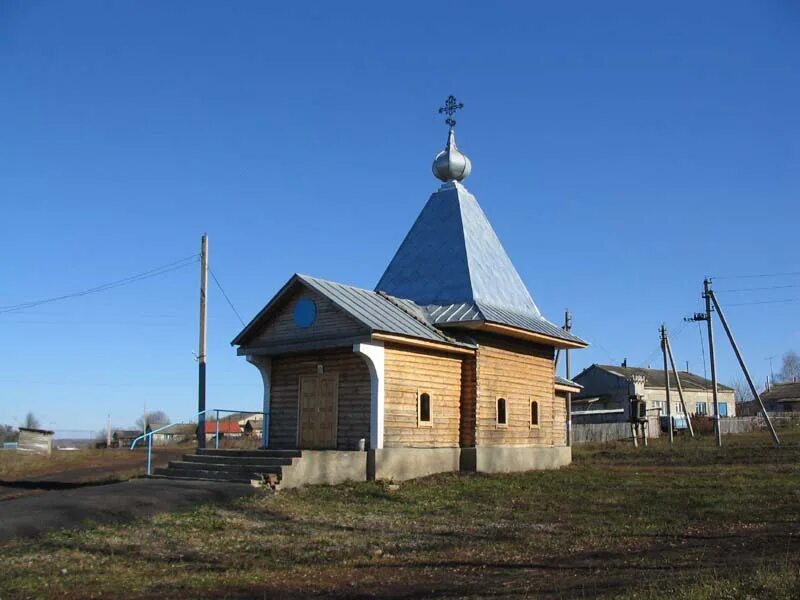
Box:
left=1, top=449, right=140, bottom=481
left=0, top=447, right=187, bottom=501
left=1, top=430, right=799, bottom=599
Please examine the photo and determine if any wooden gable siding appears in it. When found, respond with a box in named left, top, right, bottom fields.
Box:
left=269, top=348, right=371, bottom=450
left=249, top=288, right=367, bottom=348
left=383, top=343, right=463, bottom=448
left=474, top=334, right=561, bottom=447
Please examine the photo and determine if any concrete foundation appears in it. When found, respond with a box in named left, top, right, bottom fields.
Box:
left=368, top=447, right=461, bottom=481
left=275, top=446, right=571, bottom=489
left=278, top=450, right=367, bottom=489
left=462, top=446, right=571, bottom=473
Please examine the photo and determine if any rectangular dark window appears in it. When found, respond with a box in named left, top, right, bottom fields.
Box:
left=497, top=398, right=507, bottom=425
left=419, top=393, right=431, bottom=423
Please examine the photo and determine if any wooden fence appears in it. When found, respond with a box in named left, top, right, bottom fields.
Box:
left=572, top=416, right=661, bottom=445
left=573, top=415, right=798, bottom=445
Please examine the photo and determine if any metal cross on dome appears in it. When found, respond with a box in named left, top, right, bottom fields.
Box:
left=438, top=95, right=464, bottom=129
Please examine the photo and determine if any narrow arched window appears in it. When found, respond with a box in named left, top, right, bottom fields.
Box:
left=530, top=401, right=539, bottom=426
left=497, top=397, right=507, bottom=426
left=418, top=392, right=431, bottom=425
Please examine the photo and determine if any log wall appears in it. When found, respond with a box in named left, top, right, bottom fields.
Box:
left=269, top=348, right=371, bottom=449
left=474, top=334, right=561, bottom=447
left=383, top=343, right=464, bottom=448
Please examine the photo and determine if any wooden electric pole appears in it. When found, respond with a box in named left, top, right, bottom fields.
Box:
left=703, top=279, right=722, bottom=447
left=197, top=233, right=208, bottom=449
left=708, top=289, right=779, bottom=446
left=564, top=310, right=572, bottom=446
left=660, top=325, right=673, bottom=445
left=665, top=334, right=694, bottom=437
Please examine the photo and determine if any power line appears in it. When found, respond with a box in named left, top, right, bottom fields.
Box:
left=640, top=318, right=689, bottom=367
left=724, top=298, right=800, bottom=307
left=0, top=378, right=259, bottom=387
left=209, top=268, right=246, bottom=327
left=0, top=254, right=198, bottom=315
left=697, top=321, right=710, bottom=405
left=711, top=271, right=800, bottom=281
left=715, top=284, right=800, bottom=293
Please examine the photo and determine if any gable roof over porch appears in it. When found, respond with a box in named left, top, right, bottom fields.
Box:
left=232, top=274, right=473, bottom=352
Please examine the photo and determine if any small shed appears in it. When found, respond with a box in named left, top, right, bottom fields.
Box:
left=112, top=429, right=142, bottom=448
left=243, top=419, right=264, bottom=438
left=17, top=427, right=55, bottom=456
left=146, top=422, right=191, bottom=446
left=203, top=420, right=242, bottom=441
left=753, top=382, right=800, bottom=414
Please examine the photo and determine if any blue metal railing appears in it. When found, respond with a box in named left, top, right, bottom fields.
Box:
left=130, top=408, right=269, bottom=475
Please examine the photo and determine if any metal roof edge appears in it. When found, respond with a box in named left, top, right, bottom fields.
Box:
left=294, top=274, right=380, bottom=334
left=231, top=273, right=303, bottom=346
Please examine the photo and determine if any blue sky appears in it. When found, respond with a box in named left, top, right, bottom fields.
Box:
left=1, top=1, right=798, bottom=432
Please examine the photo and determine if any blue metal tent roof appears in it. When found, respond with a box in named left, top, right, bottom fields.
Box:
left=376, top=181, right=586, bottom=346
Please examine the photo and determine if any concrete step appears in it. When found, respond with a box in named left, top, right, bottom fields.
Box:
left=149, top=473, right=254, bottom=484
left=152, top=467, right=261, bottom=483
left=181, top=454, right=293, bottom=468
left=167, top=461, right=283, bottom=476
left=197, top=448, right=301, bottom=459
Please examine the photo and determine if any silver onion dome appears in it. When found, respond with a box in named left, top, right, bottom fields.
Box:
left=432, top=128, right=472, bottom=182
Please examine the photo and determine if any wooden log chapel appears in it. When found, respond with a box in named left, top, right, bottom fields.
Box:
left=232, top=99, right=587, bottom=482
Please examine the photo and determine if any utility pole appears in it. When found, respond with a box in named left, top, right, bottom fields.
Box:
left=689, top=280, right=722, bottom=445
left=106, top=413, right=111, bottom=447
left=708, top=290, right=780, bottom=446
left=564, top=310, right=572, bottom=447
left=660, top=324, right=673, bottom=445
left=766, top=355, right=776, bottom=388
left=198, top=233, right=208, bottom=449
left=704, top=279, right=722, bottom=447
left=665, top=333, right=694, bottom=437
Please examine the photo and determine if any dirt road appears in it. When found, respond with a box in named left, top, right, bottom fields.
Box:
left=0, top=478, right=257, bottom=541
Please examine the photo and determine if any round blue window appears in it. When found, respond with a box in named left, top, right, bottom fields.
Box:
left=293, top=298, right=317, bottom=328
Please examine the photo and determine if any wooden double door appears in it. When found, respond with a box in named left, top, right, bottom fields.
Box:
left=298, top=373, right=339, bottom=449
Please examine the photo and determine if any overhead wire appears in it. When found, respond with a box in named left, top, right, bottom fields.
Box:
left=714, top=284, right=800, bottom=293
left=0, top=254, right=199, bottom=315
left=697, top=321, right=710, bottom=405
left=724, top=298, right=800, bottom=307
left=640, top=318, right=690, bottom=368
left=209, top=268, right=246, bottom=327
left=711, top=271, right=800, bottom=280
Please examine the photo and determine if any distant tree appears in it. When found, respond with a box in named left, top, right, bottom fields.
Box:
left=778, top=351, right=800, bottom=383
left=136, top=410, right=170, bottom=430
left=0, top=424, right=18, bottom=444
left=23, top=412, right=41, bottom=429
left=730, top=376, right=755, bottom=404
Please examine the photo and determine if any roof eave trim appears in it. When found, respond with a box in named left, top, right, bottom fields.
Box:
left=371, top=332, right=476, bottom=355
left=478, top=322, right=588, bottom=349
left=555, top=382, right=582, bottom=393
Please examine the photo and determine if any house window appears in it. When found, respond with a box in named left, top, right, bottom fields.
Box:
left=695, top=402, right=708, bottom=415
left=719, top=402, right=728, bottom=417
left=496, top=398, right=507, bottom=427
left=418, top=392, right=431, bottom=426
left=530, top=400, right=539, bottom=427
